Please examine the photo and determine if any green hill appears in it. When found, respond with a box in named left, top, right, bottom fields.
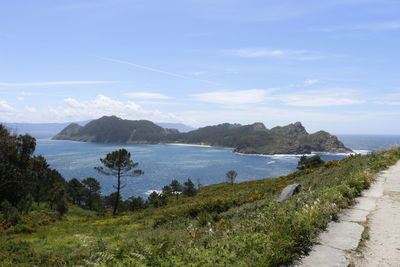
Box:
left=2, top=147, right=400, bottom=266
left=53, top=116, right=351, bottom=154
left=53, top=115, right=179, bottom=143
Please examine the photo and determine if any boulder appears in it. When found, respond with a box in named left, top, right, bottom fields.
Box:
left=277, top=184, right=301, bottom=202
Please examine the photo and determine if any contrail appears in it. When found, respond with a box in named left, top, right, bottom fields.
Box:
left=98, top=56, right=221, bottom=86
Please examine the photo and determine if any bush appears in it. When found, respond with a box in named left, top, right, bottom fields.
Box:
left=1, top=201, right=20, bottom=226
left=297, top=155, right=325, bottom=170
left=9, top=224, right=35, bottom=234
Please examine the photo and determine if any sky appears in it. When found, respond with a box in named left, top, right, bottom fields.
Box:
left=1, top=0, right=400, bottom=134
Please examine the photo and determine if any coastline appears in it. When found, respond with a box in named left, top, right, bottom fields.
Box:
left=47, top=139, right=363, bottom=156
left=165, top=143, right=214, bottom=148
left=234, top=149, right=370, bottom=158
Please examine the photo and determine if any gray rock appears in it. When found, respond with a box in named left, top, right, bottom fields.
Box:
left=298, top=245, right=349, bottom=267
left=277, top=184, right=301, bottom=202
left=340, top=209, right=369, bottom=223
left=354, top=197, right=376, bottom=211
left=319, top=221, right=364, bottom=251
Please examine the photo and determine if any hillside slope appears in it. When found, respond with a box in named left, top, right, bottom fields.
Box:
left=2, top=147, right=399, bottom=266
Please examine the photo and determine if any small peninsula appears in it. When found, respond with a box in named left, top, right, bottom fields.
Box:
left=52, top=116, right=352, bottom=155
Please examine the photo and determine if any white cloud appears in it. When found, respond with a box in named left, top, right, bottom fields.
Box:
left=0, top=81, right=119, bottom=87
left=192, top=89, right=277, bottom=105
left=224, top=49, right=287, bottom=57
left=0, top=100, right=14, bottom=112
left=63, top=97, right=86, bottom=108
left=275, top=89, right=365, bottom=107
left=125, top=92, right=171, bottom=99
left=304, top=79, right=319, bottom=86
left=0, top=95, right=187, bottom=124
left=25, top=106, right=37, bottom=113
left=192, top=88, right=363, bottom=107
left=373, top=93, right=400, bottom=106
left=222, top=49, right=322, bottom=60
left=318, top=21, right=400, bottom=32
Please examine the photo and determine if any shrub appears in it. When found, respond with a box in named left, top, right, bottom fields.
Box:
left=9, top=224, right=35, bottom=234
left=297, top=155, right=325, bottom=170
left=1, top=201, right=20, bottom=226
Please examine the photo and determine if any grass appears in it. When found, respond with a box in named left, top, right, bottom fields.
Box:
left=1, top=147, right=400, bottom=266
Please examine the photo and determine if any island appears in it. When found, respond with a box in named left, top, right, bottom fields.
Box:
left=52, top=115, right=352, bottom=154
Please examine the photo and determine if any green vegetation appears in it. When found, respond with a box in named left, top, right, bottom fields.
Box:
left=53, top=116, right=178, bottom=143
left=95, top=149, right=143, bottom=215
left=297, top=155, right=325, bottom=170
left=0, top=124, right=68, bottom=223
left=226, top=170, right=238, bottom=184
left=53, top=115, right=352, bottom=155
left=2, top=130, right=399, bottom=266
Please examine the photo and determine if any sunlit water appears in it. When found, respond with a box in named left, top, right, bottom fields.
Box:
left=34, top=135, right=400, bottom=198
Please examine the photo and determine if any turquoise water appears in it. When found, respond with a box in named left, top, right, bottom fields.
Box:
left=34, top=135, right=400, bottom=198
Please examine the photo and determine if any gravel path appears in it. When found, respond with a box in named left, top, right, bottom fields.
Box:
left=297, top=160, right=400, bottom=267
left=352, top=160, right=400, bottom=266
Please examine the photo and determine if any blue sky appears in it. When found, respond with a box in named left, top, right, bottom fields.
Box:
left=1, top=0, right=400, bottom=134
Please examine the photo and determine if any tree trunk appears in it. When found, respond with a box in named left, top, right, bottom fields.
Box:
left=113, top=168, right=121, bottom=215
left=88, top=193, right=92, bottom=210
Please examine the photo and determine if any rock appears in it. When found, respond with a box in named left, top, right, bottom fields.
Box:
left=277, top=184, right=301, bottom=202
left=318, top=221, right=364, bottom=251
left=298, top=244, right=349, bottom=267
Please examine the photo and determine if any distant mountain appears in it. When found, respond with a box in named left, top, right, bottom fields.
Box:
left=4, top=120, right=194, bottom=139
left=53, top=116, right=352, bottom=154
left=178, top=121, right=351, bottom=154
left=53, top=116, right=179, bottom=143
left=155, top=122, right=195, bottom=132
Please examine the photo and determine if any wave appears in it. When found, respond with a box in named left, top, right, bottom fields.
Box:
left=315, top=150, right=370, bottom=156
left=352, top=150, right=370, bottom=155
left=235, top=149, right=371, bottom=159
left=145, top=189, right=162, bottom=195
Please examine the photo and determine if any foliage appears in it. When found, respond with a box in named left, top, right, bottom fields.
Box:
left=82, top=177, right=101, bottom=210
left=148, top=191, right=168, bottom=208
left=183, top=179, right=197, bottom=196
left=53, top=115, right=178, bottom=143
left=297, top=155, right=325, bottom=170
left=0, top=124, right=68, bottom=220
left=127, top=196, right=146, bottom=211
left=226, top=170, right=238, bottom=184
left=68, top=178, right=86, bottom=205
left=95, top=148, right=143, bottom=215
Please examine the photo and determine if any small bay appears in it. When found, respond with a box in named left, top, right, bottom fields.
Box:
left=34, top=135, right=400, bottom=198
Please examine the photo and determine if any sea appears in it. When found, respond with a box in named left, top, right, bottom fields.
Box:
left=34, top=135, right=400, bottom=199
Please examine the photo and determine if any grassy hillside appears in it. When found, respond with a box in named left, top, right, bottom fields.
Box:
left=1, top=148, right=400, bottom=266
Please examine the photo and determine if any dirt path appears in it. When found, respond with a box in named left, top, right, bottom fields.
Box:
left=298, top=160, right=400, bottom=267
left=352, top=161, right=400, bottom=266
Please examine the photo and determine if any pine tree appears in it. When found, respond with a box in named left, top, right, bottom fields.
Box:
left=82, top=177, right=101, bottom=210
left=95, top=149, right=143, bottom=215
left=183, top=179, right=197, bottom=196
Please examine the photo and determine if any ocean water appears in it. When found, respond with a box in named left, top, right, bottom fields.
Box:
left=34, top=135, right=400, bottom=199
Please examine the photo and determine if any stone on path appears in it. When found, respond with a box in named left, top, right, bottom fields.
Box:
left=353, top=197, right=376, bottom=211
left=319, top=221, right=364, bottom=251
left=340, top=209, right=369, bottom=223
left=300, top=245, right=348, bottom=267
